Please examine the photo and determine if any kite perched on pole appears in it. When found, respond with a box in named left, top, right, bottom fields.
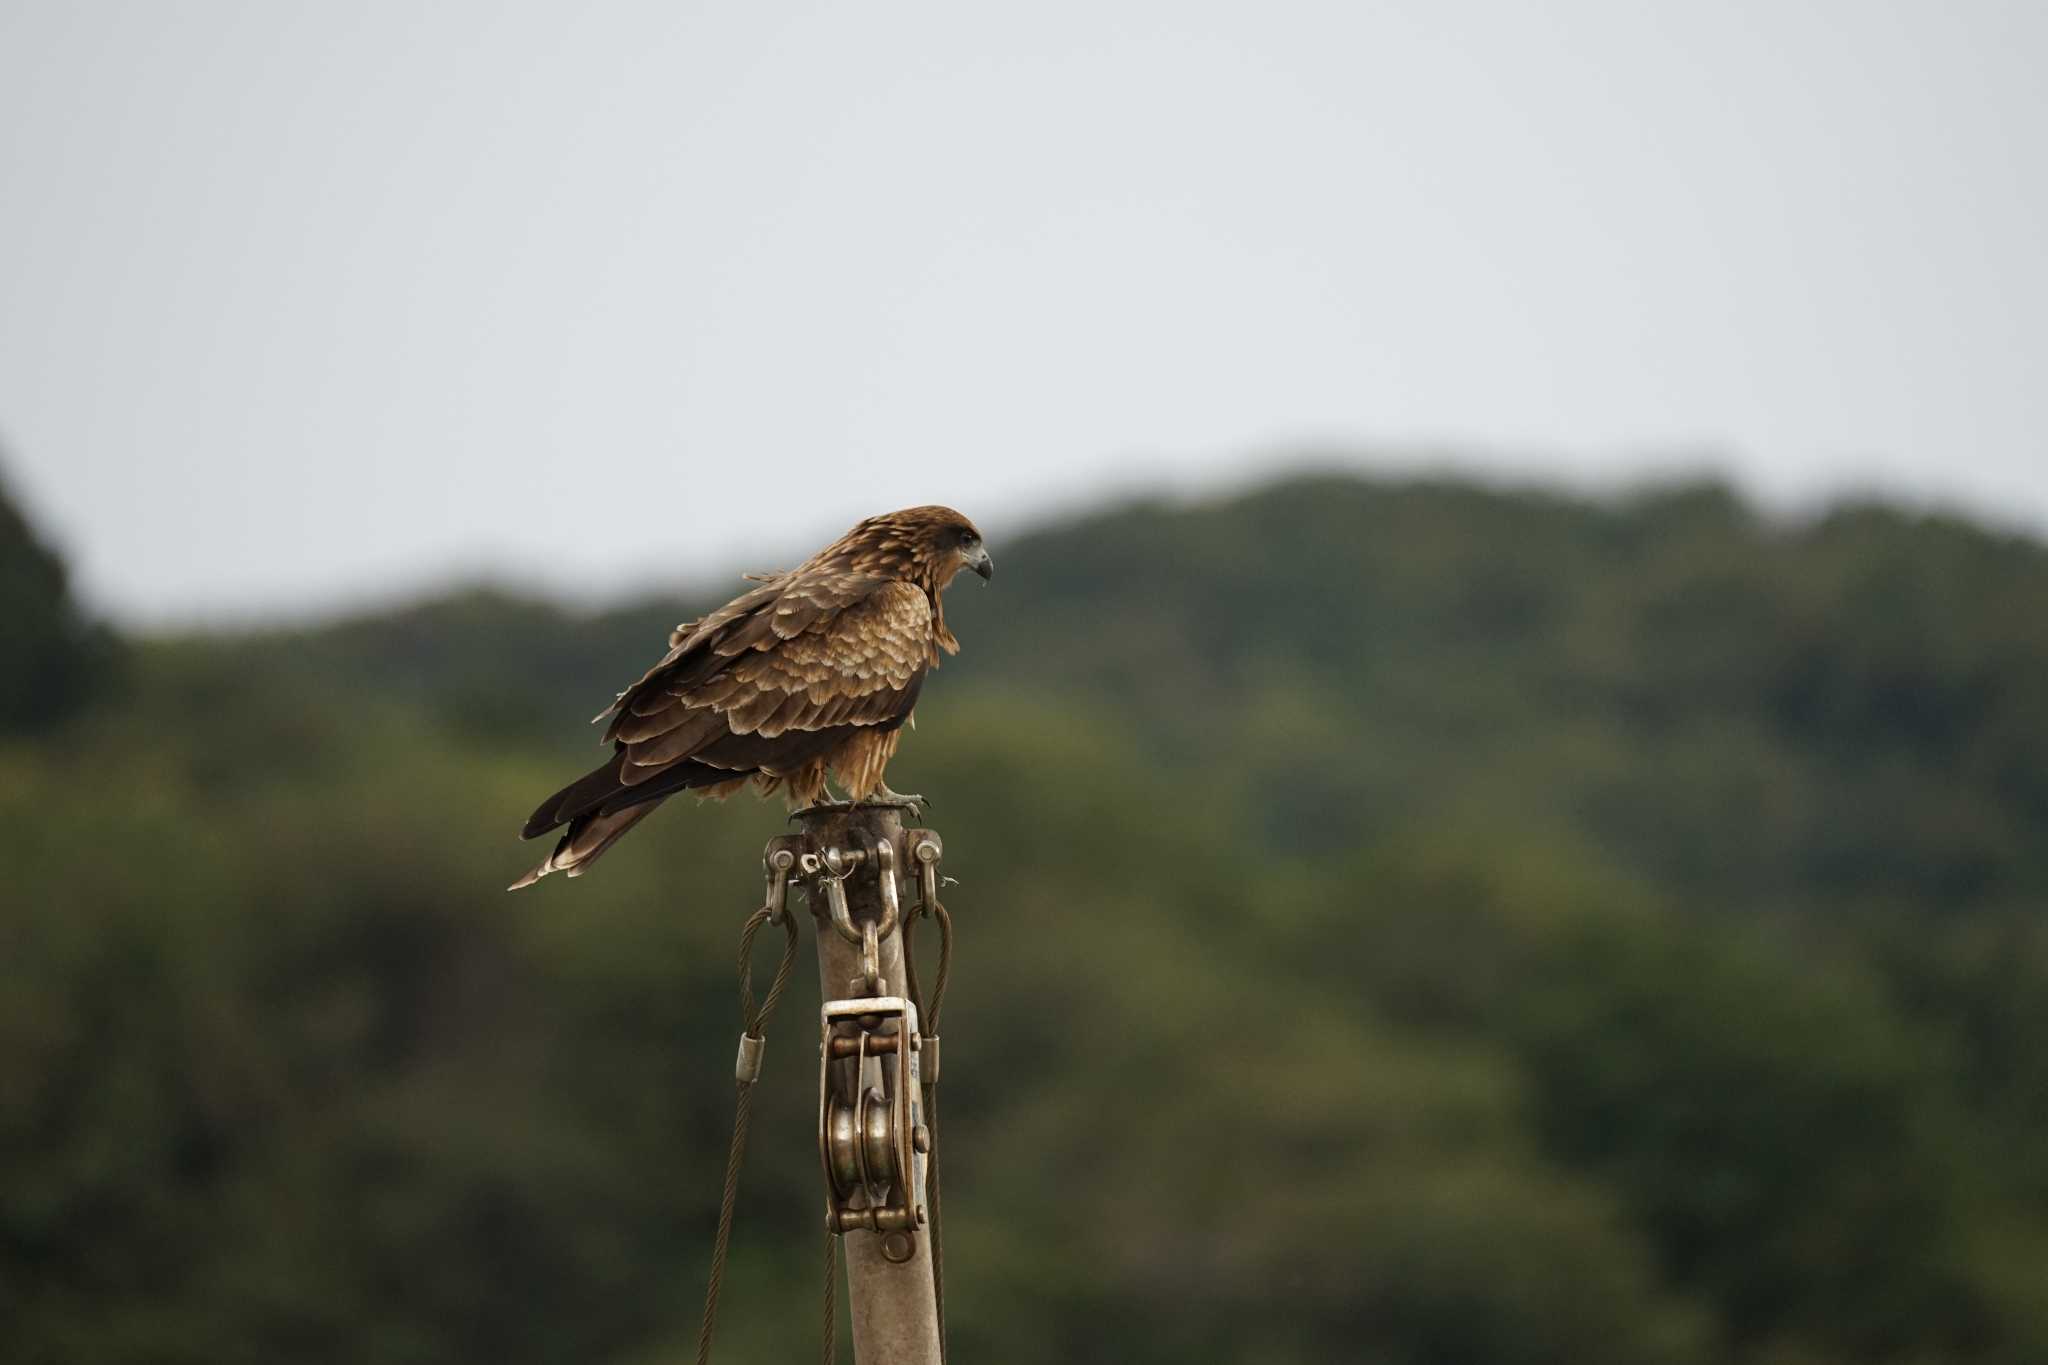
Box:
left=510, top=505, right=992, bottom=889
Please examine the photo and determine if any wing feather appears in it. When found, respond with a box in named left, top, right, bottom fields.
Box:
left=601, top=574, right=933, bottom=784
left=621, top=709, right=727, bottom=777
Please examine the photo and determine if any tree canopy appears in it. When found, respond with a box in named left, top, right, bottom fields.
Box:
left=5, top=470, right=2047, bottom=1364
left=0, top=460, right=117, bottom=732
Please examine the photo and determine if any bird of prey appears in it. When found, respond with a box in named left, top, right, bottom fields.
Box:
left=509, top=505, right=992, bottom=889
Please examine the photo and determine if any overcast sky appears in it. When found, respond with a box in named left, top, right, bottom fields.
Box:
left=1, top=1, right=2042, bottom=624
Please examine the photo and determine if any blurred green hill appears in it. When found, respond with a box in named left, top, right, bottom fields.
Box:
left=5, top=470, right=2048, bottom=1364
left=0, top=465, right=120, bottom=733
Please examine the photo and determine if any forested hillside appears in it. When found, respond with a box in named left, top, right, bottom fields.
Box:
left=6, top=471, right=2048, bottom=1364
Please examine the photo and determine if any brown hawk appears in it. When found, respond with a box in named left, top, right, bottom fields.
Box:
left=510, top=505, right=991, bottom=888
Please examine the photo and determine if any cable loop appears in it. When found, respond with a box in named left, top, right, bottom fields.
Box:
left=697, top=895, right=802, bottom=1365
left=738, top=902, right=800, bottom=1039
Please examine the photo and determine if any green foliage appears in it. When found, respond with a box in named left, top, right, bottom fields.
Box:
left=0, top=461, right=119, bottom=733
left=6, top=470, right=2048, bottom=1363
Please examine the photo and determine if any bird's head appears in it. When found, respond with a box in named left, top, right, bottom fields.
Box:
left=930, top=509, right=994, bottom=587
left=827, top=505, right=993, bottom=591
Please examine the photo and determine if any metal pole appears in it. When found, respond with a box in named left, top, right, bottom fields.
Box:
left=798, top=802, right=944, bottom=1365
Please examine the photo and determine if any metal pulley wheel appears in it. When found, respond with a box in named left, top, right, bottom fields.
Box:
left=825, top=1085, right=900, bottom=1205
left=819, top=996, right=928, bottom=1263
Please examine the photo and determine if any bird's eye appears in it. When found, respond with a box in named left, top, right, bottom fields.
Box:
left=961, top=531, right=979, bottom=548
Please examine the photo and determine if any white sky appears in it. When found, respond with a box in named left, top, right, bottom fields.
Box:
left=1, top=1, right=2043, bottom=624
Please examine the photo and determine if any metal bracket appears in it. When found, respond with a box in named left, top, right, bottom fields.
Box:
left=761, top=836, right=802, bottom=924
left=813, top=833, right=900, bottom=995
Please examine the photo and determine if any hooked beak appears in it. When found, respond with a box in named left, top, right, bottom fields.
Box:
left=970, top=547, right=994, bottom=581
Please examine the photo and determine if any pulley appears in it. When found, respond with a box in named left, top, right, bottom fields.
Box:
left=818, top=991, right=929, bottom=1263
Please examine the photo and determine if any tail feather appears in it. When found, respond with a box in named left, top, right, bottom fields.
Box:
left=508, top=803, right=660, bottom=890
left=522, top=753, right=628, bottom=839
left=594, top=757, right=754, bottom=817
left=510, top=755, right=765, bottom=890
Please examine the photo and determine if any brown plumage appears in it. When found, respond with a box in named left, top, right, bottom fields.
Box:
left=509, top=505, right=992, bottom=889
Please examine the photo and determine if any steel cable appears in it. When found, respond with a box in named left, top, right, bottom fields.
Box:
left=694, top=903, right=800, bottom=1365
left=905, top=884, right=956, bottom=1364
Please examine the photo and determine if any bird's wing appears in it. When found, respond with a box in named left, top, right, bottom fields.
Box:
left=594, top=567, right=849, bottom=724
left=604, top=575, right=934, bottom=786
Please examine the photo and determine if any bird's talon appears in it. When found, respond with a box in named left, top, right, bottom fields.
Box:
left=871, top=785, right=927, bottom=816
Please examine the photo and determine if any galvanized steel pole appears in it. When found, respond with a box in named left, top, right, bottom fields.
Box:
left=799, top=802, right=944, bottom=1365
